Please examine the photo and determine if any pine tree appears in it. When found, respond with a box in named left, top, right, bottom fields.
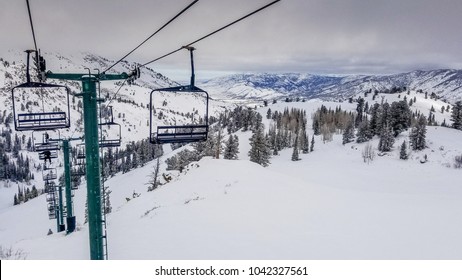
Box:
left=410, top=115, right=427, bottom=150
left=310, top=135, right=315, bottom=152
left=342, top=121, right=355, bottom=145
left=215, top=127, right=224, bottom=159
left=356, top=120, right=372, bottom=143
left=104, top=189, right=112, bottom=214
left=224, top=135, right=239, bottom=160
left=355, top=98, right=365, bottom=127
left=301, top=131, right=309, bottom=154
left=378, top=124, right=395, bottom=152
left=399, top=141, right=408, bottom=160
left=451, top=101, right=462, bottom=130
left=147, top=157, right=161, bottom=191
left=291, top=135, right=300, bottom=161
left=390, top=100, right=411, bottom=136
left=248, top=126, right=271, bottom=167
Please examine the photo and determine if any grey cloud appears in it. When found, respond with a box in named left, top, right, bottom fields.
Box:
left=1, top=0, right=461, bottom=79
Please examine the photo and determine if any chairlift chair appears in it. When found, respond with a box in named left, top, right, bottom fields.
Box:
left=99, top=106, right=122, bottom=148
left=48, top=211, right=56, bottom=220
left=46, top=193, right=56, bottom=202
left=11, top=51, right=71, bottom=131
left=76, top=143, right=86, bottom=159
left=71, top=166, right=86, bottom=177
left=43, top=168, right=57, bottom=181
left=33, top=131, right=60, bottom=152
left=39, top=150, right=58, bottom=161
left=149, top=47, right=209, bottom=144
left=44, top=181, right=56, bottom=194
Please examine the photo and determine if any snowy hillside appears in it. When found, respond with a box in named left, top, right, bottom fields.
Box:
left=1, top=91, right=461, bottom=260
left=200, top=70, right=462, bottom=102
left=0, top=51, right=232, bottom=146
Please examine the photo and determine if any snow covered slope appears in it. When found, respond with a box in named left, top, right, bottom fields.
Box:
left=1, top=93, right=461, bottom=260
left=0, top=51, right=232, bottom=147
left=200, top=70, right=462, bottom=102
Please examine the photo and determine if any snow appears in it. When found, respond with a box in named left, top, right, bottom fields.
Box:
left=1, top=52, right=462, bottom=260
left=1, top=96, right=461, bottom=259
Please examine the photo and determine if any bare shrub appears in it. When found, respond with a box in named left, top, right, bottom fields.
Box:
left=362, top=142, right=375, bottom=164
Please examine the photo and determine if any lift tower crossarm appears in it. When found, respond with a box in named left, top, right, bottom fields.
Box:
left=46, top=72, right=131, bottom=81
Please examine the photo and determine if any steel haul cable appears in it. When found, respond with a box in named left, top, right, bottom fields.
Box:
left=102, top=0, right=199, bottom=74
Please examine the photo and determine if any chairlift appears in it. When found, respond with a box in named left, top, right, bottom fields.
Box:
left=39, top=150, right=58, bottom=161
left=71, top=166, right=86, bottom=177
left=149, top=47, right=209, bottom=144
left=44, top=181, right=56, bottom=194
left=33, top=131, right=60, bottom=152
left=43, top=168, right=57, bottom=181
left=76, top=143, right=86, bottom=159
left=46, top=193, right=56, bottom=203
left=11, top=50, right=71, bottom=131
left=48, top=211, right=57, bottom=220
left=99, top=106, right=121, bottom=148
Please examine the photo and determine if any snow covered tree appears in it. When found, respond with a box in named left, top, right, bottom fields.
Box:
left=248, top=126, right=271, bottom=167
left=310, top=135, right=315, bottom=152
left=342, top=121, right=355, bottom=145
left=147, top=157, right=161, bottom=191
left=399, top=141, right=408, bottom=160
left=355, top=98, right=365, bottom=127
left=291, top=135, right=300, bottom=161
left=301, top=131, right=309, bottom=154
left=224, top=135, right=239, bottom=160
left=451, top=101, right=462, bottom=130
left=378, top=124, right=395, bottom=152
left=390, top=100, right=411, bottom=136
left=214, top=127, right=224, bottom=159
left=104, top=189, right=112, bottom=214
left=356, top=119, right=372, bottom=143
left=409, top=115, right=427, bottom=151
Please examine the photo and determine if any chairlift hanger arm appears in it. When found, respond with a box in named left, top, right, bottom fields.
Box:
left=46, top=72, right=131, bottom=81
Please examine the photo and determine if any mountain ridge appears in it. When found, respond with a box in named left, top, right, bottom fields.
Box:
left=200, top=69, right=462, bottom=103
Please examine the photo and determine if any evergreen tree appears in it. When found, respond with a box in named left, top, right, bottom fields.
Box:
left=390, top=100, right=411, bottom=136
left=356, top=120, right=372, bottom=143
left=410, top=115, right=427, bottom=150
left=378, top=124, right=395, bottom=152
left=248, top=126, right=271, bottom=167
left=147, top=157, right=161, bottom=191
left=31, top=185, right=38, bottom=198
left=451, top=101, right=462, bottom=130
left=301, top=131, right=309, bottom=154
left=291, top=135, right=300, bottom=161
left=369, top=103, right=380, bottom=136
left=313, top=118, right=320, bottom=135
left=310, top=135, right=315, bottom=152
left=224, top=135, right=239, bottom=160
left=355, top=98, right=365, bottom=127
left=104, top=189, right=112, bottom=214
left=399, top=141, right=408, bottom=160
left=215, top=127, right=224, bottom=159
left=342, top=121, right=355, bottom=145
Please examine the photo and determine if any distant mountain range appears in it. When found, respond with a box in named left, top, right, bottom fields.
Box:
left=200, top=70, right=462, bottom=103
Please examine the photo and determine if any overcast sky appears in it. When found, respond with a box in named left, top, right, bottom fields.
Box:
left=1, top=0, right=462, bottom=80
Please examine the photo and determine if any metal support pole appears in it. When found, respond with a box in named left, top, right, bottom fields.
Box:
left=57, top=183, right=65, bottom=232
left=82, top=77, right=104, bottom=260
left=63, top=140, right=76, bottom=233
